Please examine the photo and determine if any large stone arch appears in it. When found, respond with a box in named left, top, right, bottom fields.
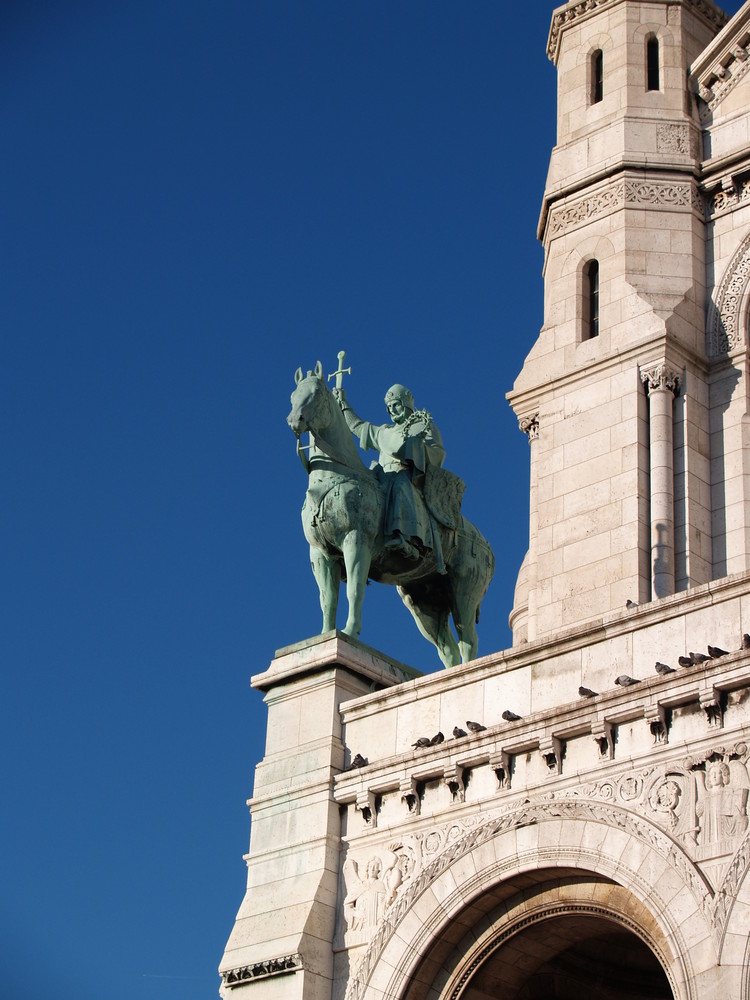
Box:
left=346, top=801, right=715, bottom=1000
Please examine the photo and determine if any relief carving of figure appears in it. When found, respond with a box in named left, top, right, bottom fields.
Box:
left=696, top=760, right=750, bottom=846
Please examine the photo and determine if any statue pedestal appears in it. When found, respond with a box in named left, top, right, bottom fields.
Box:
left=218, top=632, right=420, bottom=998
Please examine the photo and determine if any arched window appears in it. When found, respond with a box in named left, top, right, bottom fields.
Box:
left=647, top=36, right=660, bottom=91
left=583, top=260, right=600, bottom=340
left=591, top=49, right=603, bottom=104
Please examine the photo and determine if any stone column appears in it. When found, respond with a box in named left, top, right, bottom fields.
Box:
left=520, top=414, right=539, bottom=642
left=641, top=364, right=681, bottom=600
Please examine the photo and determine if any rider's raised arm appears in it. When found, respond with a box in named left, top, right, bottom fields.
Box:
left=333, top=387, right=366, bottom=435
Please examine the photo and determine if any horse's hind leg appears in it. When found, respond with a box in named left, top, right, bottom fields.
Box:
left=455, top=615, right=479, bottom=664
left=397, top=588, right=460, bottom=668
left=310, top=547, right=341, bottom=632
left=453, top=588, right=480, bottom=663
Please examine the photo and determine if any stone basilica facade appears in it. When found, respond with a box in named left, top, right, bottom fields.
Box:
left=220, top=2, right=750, bottom=997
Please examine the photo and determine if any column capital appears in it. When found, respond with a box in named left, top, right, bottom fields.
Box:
left=519, top=413, right=539, bottom=441
left=640, top=362, right=681, bottom=396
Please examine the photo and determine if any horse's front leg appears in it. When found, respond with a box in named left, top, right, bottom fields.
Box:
left=341, top=532, right=371, bottom=638
left=310, top=546, right=341, bottom=632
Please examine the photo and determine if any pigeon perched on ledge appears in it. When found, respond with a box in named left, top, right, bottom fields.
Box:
left=502, top=710, right=522, bottom=722
left=615, top=675, right=640, bottom=687
left=430, top=731, right=445, bottom=745
left=344, top=753, right=368, bottom=771
left=626, top=599, right=639, bottom=609
left=578, top=686, right=597, bottom=698
left=707, top=645, right=729, bottom=658
left=466, top=720, right=486, bottom=733
left=411, top=736, right=432, bottom=749
left=452, top=726, right=467, bottom=739
left=743, top=633, right=750, bottom=650
left=655, top=662, right=675, bottom=675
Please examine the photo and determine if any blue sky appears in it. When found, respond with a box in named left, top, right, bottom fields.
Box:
left=4, top=2, right=743, bottom=997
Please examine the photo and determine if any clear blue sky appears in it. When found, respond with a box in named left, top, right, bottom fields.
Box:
left=4, top=2, right=742, bottom=997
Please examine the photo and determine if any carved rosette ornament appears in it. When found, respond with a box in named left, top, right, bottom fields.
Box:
left=640, top=363, right=681, bottom=396
left=519, top=414, right=539, bottom=442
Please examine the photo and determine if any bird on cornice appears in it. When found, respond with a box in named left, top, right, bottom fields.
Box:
left=466, top=720, right=486, bottom=733
left=429, top=731, right=445, bottom=745
left=742, top=633, right=750, bottom=650
left=655, top=662, right=675, bottom=675
left=502, top=710, right=522, bottom=722
left=707, top=645, right=729, bottom=658
left=452, top=726, right=468, bottom=739
left=344, top=753, right=368, bottom=771
left=578, top=686, right=597, bottom=698
left=615, top=675, right=640, bottom=687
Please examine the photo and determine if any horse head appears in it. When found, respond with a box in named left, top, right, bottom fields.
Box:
left=287, top=361, right=331, bottom=436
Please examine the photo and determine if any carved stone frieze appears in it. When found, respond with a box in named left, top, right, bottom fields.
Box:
left=624, top=179, right=694, bottom=209
left=707, top=229, right=750, bottom=356
left=222, top=953, right=302, bottom=988
left=640, top=363, right=681, bottom=396
left=546, top=177, right=703, bottom=242
left=547, top=183, right=623, bottom=239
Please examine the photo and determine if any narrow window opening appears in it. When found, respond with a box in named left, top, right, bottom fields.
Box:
left=591, top=49, right=603, bottom=104
left=583, top=260, right=600, bottom=340
left=647, top=37, right=660, bottom=91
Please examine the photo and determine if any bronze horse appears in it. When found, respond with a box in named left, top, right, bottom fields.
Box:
left=287, top=363, right=494, bottom=667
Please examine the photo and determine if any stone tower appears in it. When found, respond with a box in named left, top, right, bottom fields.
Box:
left=508, top=0, right=732, bottom=644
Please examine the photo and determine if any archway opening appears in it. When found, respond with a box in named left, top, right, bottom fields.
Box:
left=465, top=913, right=673, bottom=1000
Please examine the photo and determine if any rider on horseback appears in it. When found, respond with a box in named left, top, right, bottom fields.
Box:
left=333, top=383, right=446, bottom=568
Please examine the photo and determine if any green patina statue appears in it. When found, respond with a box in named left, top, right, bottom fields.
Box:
left=287, top=352, right=494, bottom=668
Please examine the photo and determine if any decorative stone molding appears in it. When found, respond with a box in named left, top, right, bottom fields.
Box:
left=490, top=750, right=512, bottom=790
left=707, top=228, right=750, bottom=356
left=399, top=776, right=420, bottom=815
left=539, top=736, right=562, bottom=774
left=547, top=0, right=726, bottom=64
left=222, top=953, right=302, bottom=988
left=640, top=363, right=681, bottom=396
left=645, top=704, right=669, bottom=745
left=356, top=790, right=377, bottom=827
left=700, top=688, right=724, bottom=729
left=518, top=414, right=539, bottom=441
left=444, top=765, right=466, bottom=803
left=592, top=720, right=614, bottom=760
left=695, top=41, right=750, bottom=121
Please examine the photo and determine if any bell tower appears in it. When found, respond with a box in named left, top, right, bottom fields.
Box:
left=508, top=0, right=728, bottom=644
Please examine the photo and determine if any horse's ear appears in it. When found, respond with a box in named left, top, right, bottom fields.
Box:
left=294, top=366, right=303, bottom=385
left=314, top=360, right=323, bottom=380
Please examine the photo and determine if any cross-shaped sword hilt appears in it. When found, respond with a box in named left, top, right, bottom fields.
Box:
left=328, top=350, right=352, bottom=389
